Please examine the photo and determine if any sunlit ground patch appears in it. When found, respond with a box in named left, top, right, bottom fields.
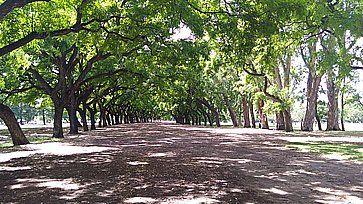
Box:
left=127, top=161, right=149, bottom=165
left=287, top=142, right=363, bottom=162
left=260, top=187, right=290, bottom=195
left=0, top=166, right=31, bottom=171
left=124, top=197, right=158, bottom=203
left=0, top=142, right=117, bottom=163
left=147, top=152, right=176, bottom=157
left=9, top=178, right=82, bottom=190
left=313, top=187, right=363, bottom=204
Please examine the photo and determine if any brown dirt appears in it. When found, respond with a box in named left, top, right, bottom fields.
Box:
left=0, top=122, right=362, bottom=203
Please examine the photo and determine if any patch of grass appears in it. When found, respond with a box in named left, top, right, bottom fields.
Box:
left=288, top=142, right=363, bottom=161
left=0, top=142, right=13, bottom=148
left=0, top=136, right=61, bottom=149
left=28, top=136, right=60, bottom=144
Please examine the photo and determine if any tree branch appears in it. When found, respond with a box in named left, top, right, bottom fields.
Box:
left=0, top=0, right=50, bottom=21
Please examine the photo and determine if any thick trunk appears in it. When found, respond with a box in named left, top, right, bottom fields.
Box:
left=0, top=103, right=29, bottom=145
left=302, top=76, right=321, bottom=131
left=53, top=104, right=64, bottom=138
left=242, top=97, right=251, bottom=128
left=301, top=40, right=321, bottom=131
left=258, top=100, right=269, bottom=129
left=275, top=111, right=285, bottom=130
left=326, top=73, right=341, bottom=131
left=283, top=109, right=293, bottom=132
left=223, top=94, right=239, bottom=127
left=249, top=101, right=256, bottom=128
left=67, top=106, right=79, bottom=134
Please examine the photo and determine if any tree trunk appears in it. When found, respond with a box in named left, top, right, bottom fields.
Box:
left=79, top=103, right=88, bottom=131
left=315, top=102, right=322, bottom=131
left=275, top=111, right=285, bottom=130
left=223, top=94, right=239, bottom=127
left=87, top=105, right=96, bottom=130
left=301, top=40, right=321, bottom=131
left=302, top=75, right=321, bottom=131
left=53, top=104, right=64, bottom=138
left=0, top=103, right=29, bottom=146
left=198, top=98, right=220, bottom=127
left=258, top=99, right=269, bottom=129
left=42, top=109, right=46, bottom=125
left=341, top=88, right=345, bottom=131
left=249, top=101, right=256, bottom=128
left=326, top=72, right=341, bottom=131
left=242, top=97, right=251, bottom=128
left=67, top=106, right=79, bottom=134
left=283, top=109, right=293, bottom=132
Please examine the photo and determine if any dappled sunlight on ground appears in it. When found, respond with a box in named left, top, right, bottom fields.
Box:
left=0, top=122, right=362, bottom=203
left=0, top=142, right=116, bottom=164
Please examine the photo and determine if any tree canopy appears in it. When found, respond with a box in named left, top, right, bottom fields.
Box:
left=0, top=0, right=362, bottom=145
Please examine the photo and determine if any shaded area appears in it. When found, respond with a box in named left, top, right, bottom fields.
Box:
left=0, top=123, right=362, bottom=203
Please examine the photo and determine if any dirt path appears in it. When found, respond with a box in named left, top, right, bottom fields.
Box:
left=0, top=122, right=362, bottom=203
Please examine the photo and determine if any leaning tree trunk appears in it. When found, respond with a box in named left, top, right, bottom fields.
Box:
left=242, top=97, right=251, bottom=128
left=223, top=94, right=239, bottom=127
left=0, top=103, right=29, bottom=145
left=198, top=98, right=221, bottom=127
left=326, top=72, right=341, bottom=131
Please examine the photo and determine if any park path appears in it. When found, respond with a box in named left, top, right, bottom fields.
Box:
left=0, top=122, right=362, bottom=203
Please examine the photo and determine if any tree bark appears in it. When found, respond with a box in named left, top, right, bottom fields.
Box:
left=283, top=109, right=293, bottom=132
left=326, top=72, right=341, bottom=131
left=53, top=104, right=64, bottom=138
left=0, top=103, right=29, bottom=145
left=67, top=95, right=79, bottom=134
left=302, top=75, right=321, bottom=131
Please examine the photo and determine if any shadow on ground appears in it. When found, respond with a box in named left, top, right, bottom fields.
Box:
left=0, top=123, right=362, bottom=203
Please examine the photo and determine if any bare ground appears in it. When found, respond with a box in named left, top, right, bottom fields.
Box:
left=0, top=122, right=362, bottom=203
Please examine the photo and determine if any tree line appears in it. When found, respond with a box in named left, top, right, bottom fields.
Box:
left=0, top=0, right=362, bottom=146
